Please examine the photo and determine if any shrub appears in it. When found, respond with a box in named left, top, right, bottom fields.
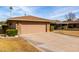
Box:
left=6, top=29, right=18, bottom=36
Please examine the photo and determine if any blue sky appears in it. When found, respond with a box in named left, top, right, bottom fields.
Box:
left=0, top=6, right=79, bottom=21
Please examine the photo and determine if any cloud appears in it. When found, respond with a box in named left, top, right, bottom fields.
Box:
left=49, top=7, right=79, bottom=20
left=12, top=6, right=40, bottom=16
left=0, top=6, right=41, bottom=21
left=0, top=11, right=10, bottom=21
left=1, top=6, right=79, bottom=21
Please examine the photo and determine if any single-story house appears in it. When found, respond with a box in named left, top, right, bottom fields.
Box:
left=7, top=16, right=51, bottom=34
left=50, top=19, right=79, bottom=30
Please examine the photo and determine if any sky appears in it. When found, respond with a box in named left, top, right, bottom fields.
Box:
left=0, top=6, right=79, bottom=21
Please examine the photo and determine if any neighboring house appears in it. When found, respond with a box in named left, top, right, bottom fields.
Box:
left=7, top=16, right=51, bottom=34
left=50, top=19, right=79, bottom=30
left=0, top=21, right=7, bottom=34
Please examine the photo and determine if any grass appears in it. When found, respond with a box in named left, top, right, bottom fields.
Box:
left=54, top=30, right=79, bottom=37
left=0, top=37, right=39, bottom=52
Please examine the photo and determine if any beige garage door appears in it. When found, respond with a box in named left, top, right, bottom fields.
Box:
left=20, top=23, right=47, bottom=34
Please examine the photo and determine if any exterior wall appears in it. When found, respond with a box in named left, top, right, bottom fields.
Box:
left=7, top=21, right=21, bottom=35
left=7, top=21, right=17, bottom=29
left=16, top=22, right=21, bottom=35
left=47, top=24, right=50, bottom=32
left=8, top=21, right=50, bottom=34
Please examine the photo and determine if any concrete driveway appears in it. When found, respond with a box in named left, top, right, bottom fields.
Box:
left=21, top=32, right=79, bottom=52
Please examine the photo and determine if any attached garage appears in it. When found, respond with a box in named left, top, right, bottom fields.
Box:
left=20, top=22, right=47, bottom=34
left=7, top=16, right=50, bottom=34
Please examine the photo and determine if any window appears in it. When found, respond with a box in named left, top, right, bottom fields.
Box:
left=9, top=23, right=16, bottom=29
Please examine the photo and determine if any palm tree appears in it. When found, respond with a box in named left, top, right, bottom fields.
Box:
left=9, top=6, right=13, bottom=17
left=24, top=11, right=26, bottom=16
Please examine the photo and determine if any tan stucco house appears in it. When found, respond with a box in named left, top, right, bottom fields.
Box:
left=7, top=16, right=50, bottom=34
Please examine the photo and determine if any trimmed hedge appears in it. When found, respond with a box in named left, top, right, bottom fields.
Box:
left=6, top=29, right=18, bottom=36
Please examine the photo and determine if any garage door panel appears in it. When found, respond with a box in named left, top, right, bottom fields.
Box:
left=20, top=23, right=46, bottom=34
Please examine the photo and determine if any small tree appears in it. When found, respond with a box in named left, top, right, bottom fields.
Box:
left=65, top=12, right=76, bottom=21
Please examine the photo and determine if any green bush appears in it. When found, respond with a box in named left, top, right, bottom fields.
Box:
left=6, top=29, right=18, bottom=36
